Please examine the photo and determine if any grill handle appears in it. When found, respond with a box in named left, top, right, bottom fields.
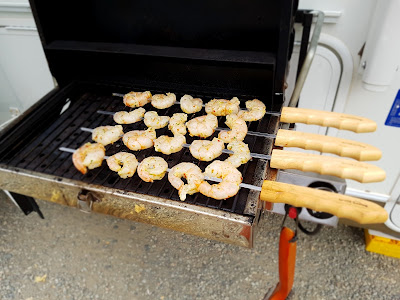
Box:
left=275, top=129, right=382, bottom=161
left=270, top=149, right=385, bottom=183
left=260, top=181, right=388, bottom=224
left=280, top=107, right=377, bottom=133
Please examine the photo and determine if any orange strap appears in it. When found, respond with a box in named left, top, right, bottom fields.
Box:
left=269, top=227, right=297, bottom=300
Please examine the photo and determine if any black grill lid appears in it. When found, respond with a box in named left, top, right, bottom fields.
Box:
left=30, top=0, right=296, bottom=100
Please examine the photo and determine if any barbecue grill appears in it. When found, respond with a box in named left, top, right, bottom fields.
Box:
left=0, top=0, right=298, bottom=248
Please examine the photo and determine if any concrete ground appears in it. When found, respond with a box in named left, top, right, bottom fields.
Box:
left=1, top=192, right=399, bottom=300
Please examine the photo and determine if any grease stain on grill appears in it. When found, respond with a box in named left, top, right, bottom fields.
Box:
left=1, top=84, right=277, bottom=216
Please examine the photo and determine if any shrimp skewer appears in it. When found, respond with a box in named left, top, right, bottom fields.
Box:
left=92, top=125, right=124, bottom=146
left=123, top=128, right=156, bottom=151
left=72, top=143, right=105, bottom=174
left=151, top=93, right=176, bottom=109
left=123, top=91, right=152, bottom=108
left=168, top=113, right=188, bottom=135
left=154, top=134, right=186, bottom=155
left=107, top=152, right=139, bottom=178
left=113, top=108, right=145, bottom=124
left=137, top=156, right=168, bottom=182
left=144, top=111, right=170, bottom=129
left=205, top=97, right=240, bottom=116
left=168, top=162, right=205, bottom=201
left=218, top=114, right=248, bottom=143
left=180, top=94, right=203, bottom=114
left=199, top=160, right=243, bottom=200
left=186, top=114, right=218, bottom=138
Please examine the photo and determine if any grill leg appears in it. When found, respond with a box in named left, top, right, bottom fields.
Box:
left=264, top=227, right=296, bottom=300
left=3, top=190, right=45, bottom=219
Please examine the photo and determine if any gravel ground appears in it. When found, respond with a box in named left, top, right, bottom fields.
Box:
left=1, top=192, right=399, bottom=300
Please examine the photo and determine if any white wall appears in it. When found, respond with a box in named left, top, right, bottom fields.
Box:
left=299, top=0, right=400, bottom=196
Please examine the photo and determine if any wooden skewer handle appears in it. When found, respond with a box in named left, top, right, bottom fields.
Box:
left=270, top=149, right=386, bottom=183
left=260, top=181, right=388, bottom=224
left=274, top=129, right=382, bottom=161
left=280, top=107, right=377, bottom=133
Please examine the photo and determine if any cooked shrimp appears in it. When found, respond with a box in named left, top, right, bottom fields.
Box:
left=137, top=156, right=168, bottom=182
left=168, top=162, right=204, bottom=201
left=180, top=94, right=203, bottom=114
left=92, top=125, right=123, bottom=146
left=189, top=138, right=224, bottom=161
left=237, top=99, right=266, bottom=121
left=205, top=97, right=240, bottom=116
left=72, top=142, right=105, bottom=175
left=186, top=114, right=218, bottom=138
left=199, top=160, right=242, bottom=200
left=122, top=128, right=156, bottom=151
left=123, top=91, right=152, bottom=108
left=154, top=134, right=186, bottom=155
left=218, top=114, right=247, bottom=143
left=144, top=111, right=170, bottom=129
left=168, top=113, right=188, bottom=135
left=106, top=152, right=138, bottom=179
left=113, top=108, right=145, bottom=124
left=151, top=93, right=176, bottom=109
left=225, top=141, right=251, bottom=168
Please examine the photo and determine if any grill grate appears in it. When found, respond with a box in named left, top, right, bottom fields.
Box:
left=2, top=82, right=279, bottom=215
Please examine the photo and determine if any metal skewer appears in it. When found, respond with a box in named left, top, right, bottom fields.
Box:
left=59, top=147, right=262, bottom=192
left=96, top=110, right=277, bottom=139
left=80, top=127, right=272, bottom=160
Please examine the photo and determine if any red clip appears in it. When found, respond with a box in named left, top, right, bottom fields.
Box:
left=288, top=207, right=297, bottom=219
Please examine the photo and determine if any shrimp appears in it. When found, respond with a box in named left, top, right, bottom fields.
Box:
left=199, top=160, right=242, bottom=200
left=168, top=113, right=188, bottom=135
left=151, top=93, right=176, bottom=109
left=154, top=134, right=186, bottom=155
left=168, top=162, right=204, bottom=201
left=225, top=141, right=251, bottom=168
left=186, top=114, right=218, bottom=138
left=72, top=142, right=105, bottom=174
left=180, top=94, right=203, bottom=114
left=106, top=152, right=138, bottom=179
left=137, top=156, right=168, bottom=182
left=122, top=127, right=156, bottom=151
left=205, top=97, right=240, bottom=116
left=113, top=108, right=145, bottom=124
left=237, top=99, right=266, bottom=121
left=123, top=91, right=152, bottom=108
left=92, top=125, right=124, bottom=146
left=189, top=138, right=224, bottom=161
left=144, top=111, right=170, bottom=129
left=218, top=114, right=247, bottom=143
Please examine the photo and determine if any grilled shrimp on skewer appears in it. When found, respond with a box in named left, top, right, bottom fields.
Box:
left=189, top=138, right=224, bottom=161
left=144, top=111, right=170, bottom=129
left=237, top=99, right=266, bottom=121
left=72, top=142, right=105, bottom=175
left=154, top=134, right=186, bottom=155
left=168, top=113, right=188, bottom=135
left=180, top=94, right=203, bottom=114
left=92, top=125, right=124, bottom=146
left=186, top=114, right=218, bottom=138
left=151, top=93, right=176, bottom=109
left=225, top=141, right=251, bottom=168
left=199, top=160, right=243, bottom=200
left=107, top=152, right=138, bottom=179
left=137, top=156, right=168, bottom=182
left=205, top=97, right=240, bottom=116
left=122, top=128, right=156, bottom=151
left=123, top=91, right=152, bottom=108
left=218, top=114, right=247, bottom=143
left=113, top=108, right=145, bottom=124
left=168, top=162, right=205, bottom=201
